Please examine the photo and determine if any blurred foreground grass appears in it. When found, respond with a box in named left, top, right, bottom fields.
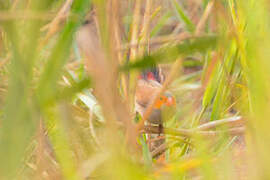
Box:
left=0, top=0, right=269, bottom=179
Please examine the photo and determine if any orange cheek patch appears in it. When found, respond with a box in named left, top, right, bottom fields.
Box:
left=153, top=95, right=175, bottom=109
left=154, top=96, right=168, bottom=109
left=154, top=100, right=163, bottom=109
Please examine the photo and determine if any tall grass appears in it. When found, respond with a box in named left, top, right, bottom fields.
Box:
left=0, top=0, right=269, bottom=179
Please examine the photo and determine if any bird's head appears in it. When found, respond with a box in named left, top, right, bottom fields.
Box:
left=154, top=92, right=176, bottom=109
left=139, top=70, right=162, bottom=83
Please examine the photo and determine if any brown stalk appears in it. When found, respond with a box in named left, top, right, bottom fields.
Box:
left=40, top=0, right=74, bottom=45
left=76, top=3, right=137, bottom=149
left=195, top=0, right=215, bottom=35
left=187, top=0, right=200, bottom=24
left=119, top=32, right=191, bottom=51
left=196, top=0, right=216, bottom=88
left=11, top=0, right=20, bottom=10
left=127, top=0, right=142, bottom=108
left=151, top=138, right=193, bottom=158
left=151, top=143, right=167, bottom=158
left=143, top=125, right=245, bottom=137
left=202, top=52, right=219, bottom=88
left=0, top=11, right=58, bottom=21
left=88, top=110, right=101, bottom=149
left=65, top=61, right=81, bottom=70
left=110, top=1, right=128, bottom=99
left=129, top=0, right=142, bottom=59
left=196, top=116, right=244, bottom=131
left=0, top=53, right=10, bottom=69
left=138, top=0, right=152, bottom=55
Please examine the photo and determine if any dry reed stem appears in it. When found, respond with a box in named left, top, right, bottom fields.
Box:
left=78, top=152, right=109, bottom=179
left=151, top=139, right=193, bottom=158
left=109, top=0, right=128, bottom=99
left=88, top=110, right=101, bottom=149
left=127, top=0, right=142, bottom=109
left=41, top=0, right=74, bottom=45
left=0, top=53, right=10, bottom=69
left=202, top=52, right=219, bottom=88
left=151, top=143, right=167, bottom=158
left=143, top=125, right=245, bottom=137
left=169, top=136, right=194, bottom=146
left=11, top=0, right=20, bottom=10
left=188, top=0, right=201, bottom=24
left=0, top=11, right=58, bottom=21
left=65, top=61, right=81, bottom=70
left=119, top=32, right=191, bottom=51
left=129, top=0, right=142, bottom=59
left=77, top=6, right=137, bottom=149
left=138, top=0, right=152, bottom=55
left=196, top=116, right=244, bottom=131
left=195, top=0, right=215, bottom=35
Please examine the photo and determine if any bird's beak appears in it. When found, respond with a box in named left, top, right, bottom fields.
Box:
left=166, top=96, right=176, bottom=106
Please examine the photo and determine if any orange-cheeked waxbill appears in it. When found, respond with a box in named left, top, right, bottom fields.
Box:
left=135, top=68, right=176, bottom=125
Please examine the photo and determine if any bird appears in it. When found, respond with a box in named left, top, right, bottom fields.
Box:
left=135, top=68, right=176, bottom=126
left=135, top=68, right=176, bottom=153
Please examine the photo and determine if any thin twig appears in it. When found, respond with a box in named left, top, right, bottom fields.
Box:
left=151, top=143, right=167, bottom=158
left=196, top=116, right=244, bottom=131
left=138, top=0, right=152, bottom=55
left=119, top=32, right=191, bottom=51
left=0, top=11, right=58, bottom=21
left=151, top=137, right=194, bottom=158
left=195, top=0, right=215, bottom=35
left=129, top=0, right=141, bottom=59
left=89, top=110, right=102, bottom=149
left=11, top=0, right=20, bottom=10
left=143, top=125, right=245, bottom=137
left=128, top=0, right=142, bottom=108
left=65, top=61, right=81, bottom=70
left=0, top=54, right=10, bottom=69
left=168, top=136, right=194, bottom=146
left=40, top=0, right=74, bottom=45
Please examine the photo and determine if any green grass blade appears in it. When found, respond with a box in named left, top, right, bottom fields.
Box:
left=171, top=0, right=195, bottom=32
left=120, top=35, right=217, bottom=71
left=37, top=0, right=91, bottom=103
left=150, top=12, right=172, bottom=37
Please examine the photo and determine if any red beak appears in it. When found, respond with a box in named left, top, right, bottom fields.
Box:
left=166, top=96, right=176, bottom=106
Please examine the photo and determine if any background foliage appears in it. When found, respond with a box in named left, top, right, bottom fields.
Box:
left=0, top=0, right=268, bottom=179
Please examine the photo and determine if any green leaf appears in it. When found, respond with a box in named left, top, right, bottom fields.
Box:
left=37, top=0, right=91, bottom=104
left=150, top=12, right=172, bottom=37
left=77, top=93, right=105, bottom=122
left=171, top=0, right=195, bottom=32
left=120, top=35, right=218, bottom=71
left=140, top=135, right=152, bottom=167
left=44, top=77, right=92, bottom=106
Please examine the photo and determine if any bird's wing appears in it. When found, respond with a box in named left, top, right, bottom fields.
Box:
left=135, top=79, right=161, bottom=106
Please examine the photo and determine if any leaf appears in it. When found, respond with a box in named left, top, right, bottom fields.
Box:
left=151, top=12, right=172, bottom=37
left=140, top=135, right=152, bottom=167
left=46, top=77, right=92, bottom=105
left=171, top=0, right=195, bottom=32
left=37, top=0, right=91, bottom=104
left=62, top=71, right=105, bottom=122
left=120, top=35, right=218, bottom=71
left=78, top=93, right=105, bottom=122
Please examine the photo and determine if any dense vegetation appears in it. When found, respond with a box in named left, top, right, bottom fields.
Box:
left=0, top=0, right=269, bottom=179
